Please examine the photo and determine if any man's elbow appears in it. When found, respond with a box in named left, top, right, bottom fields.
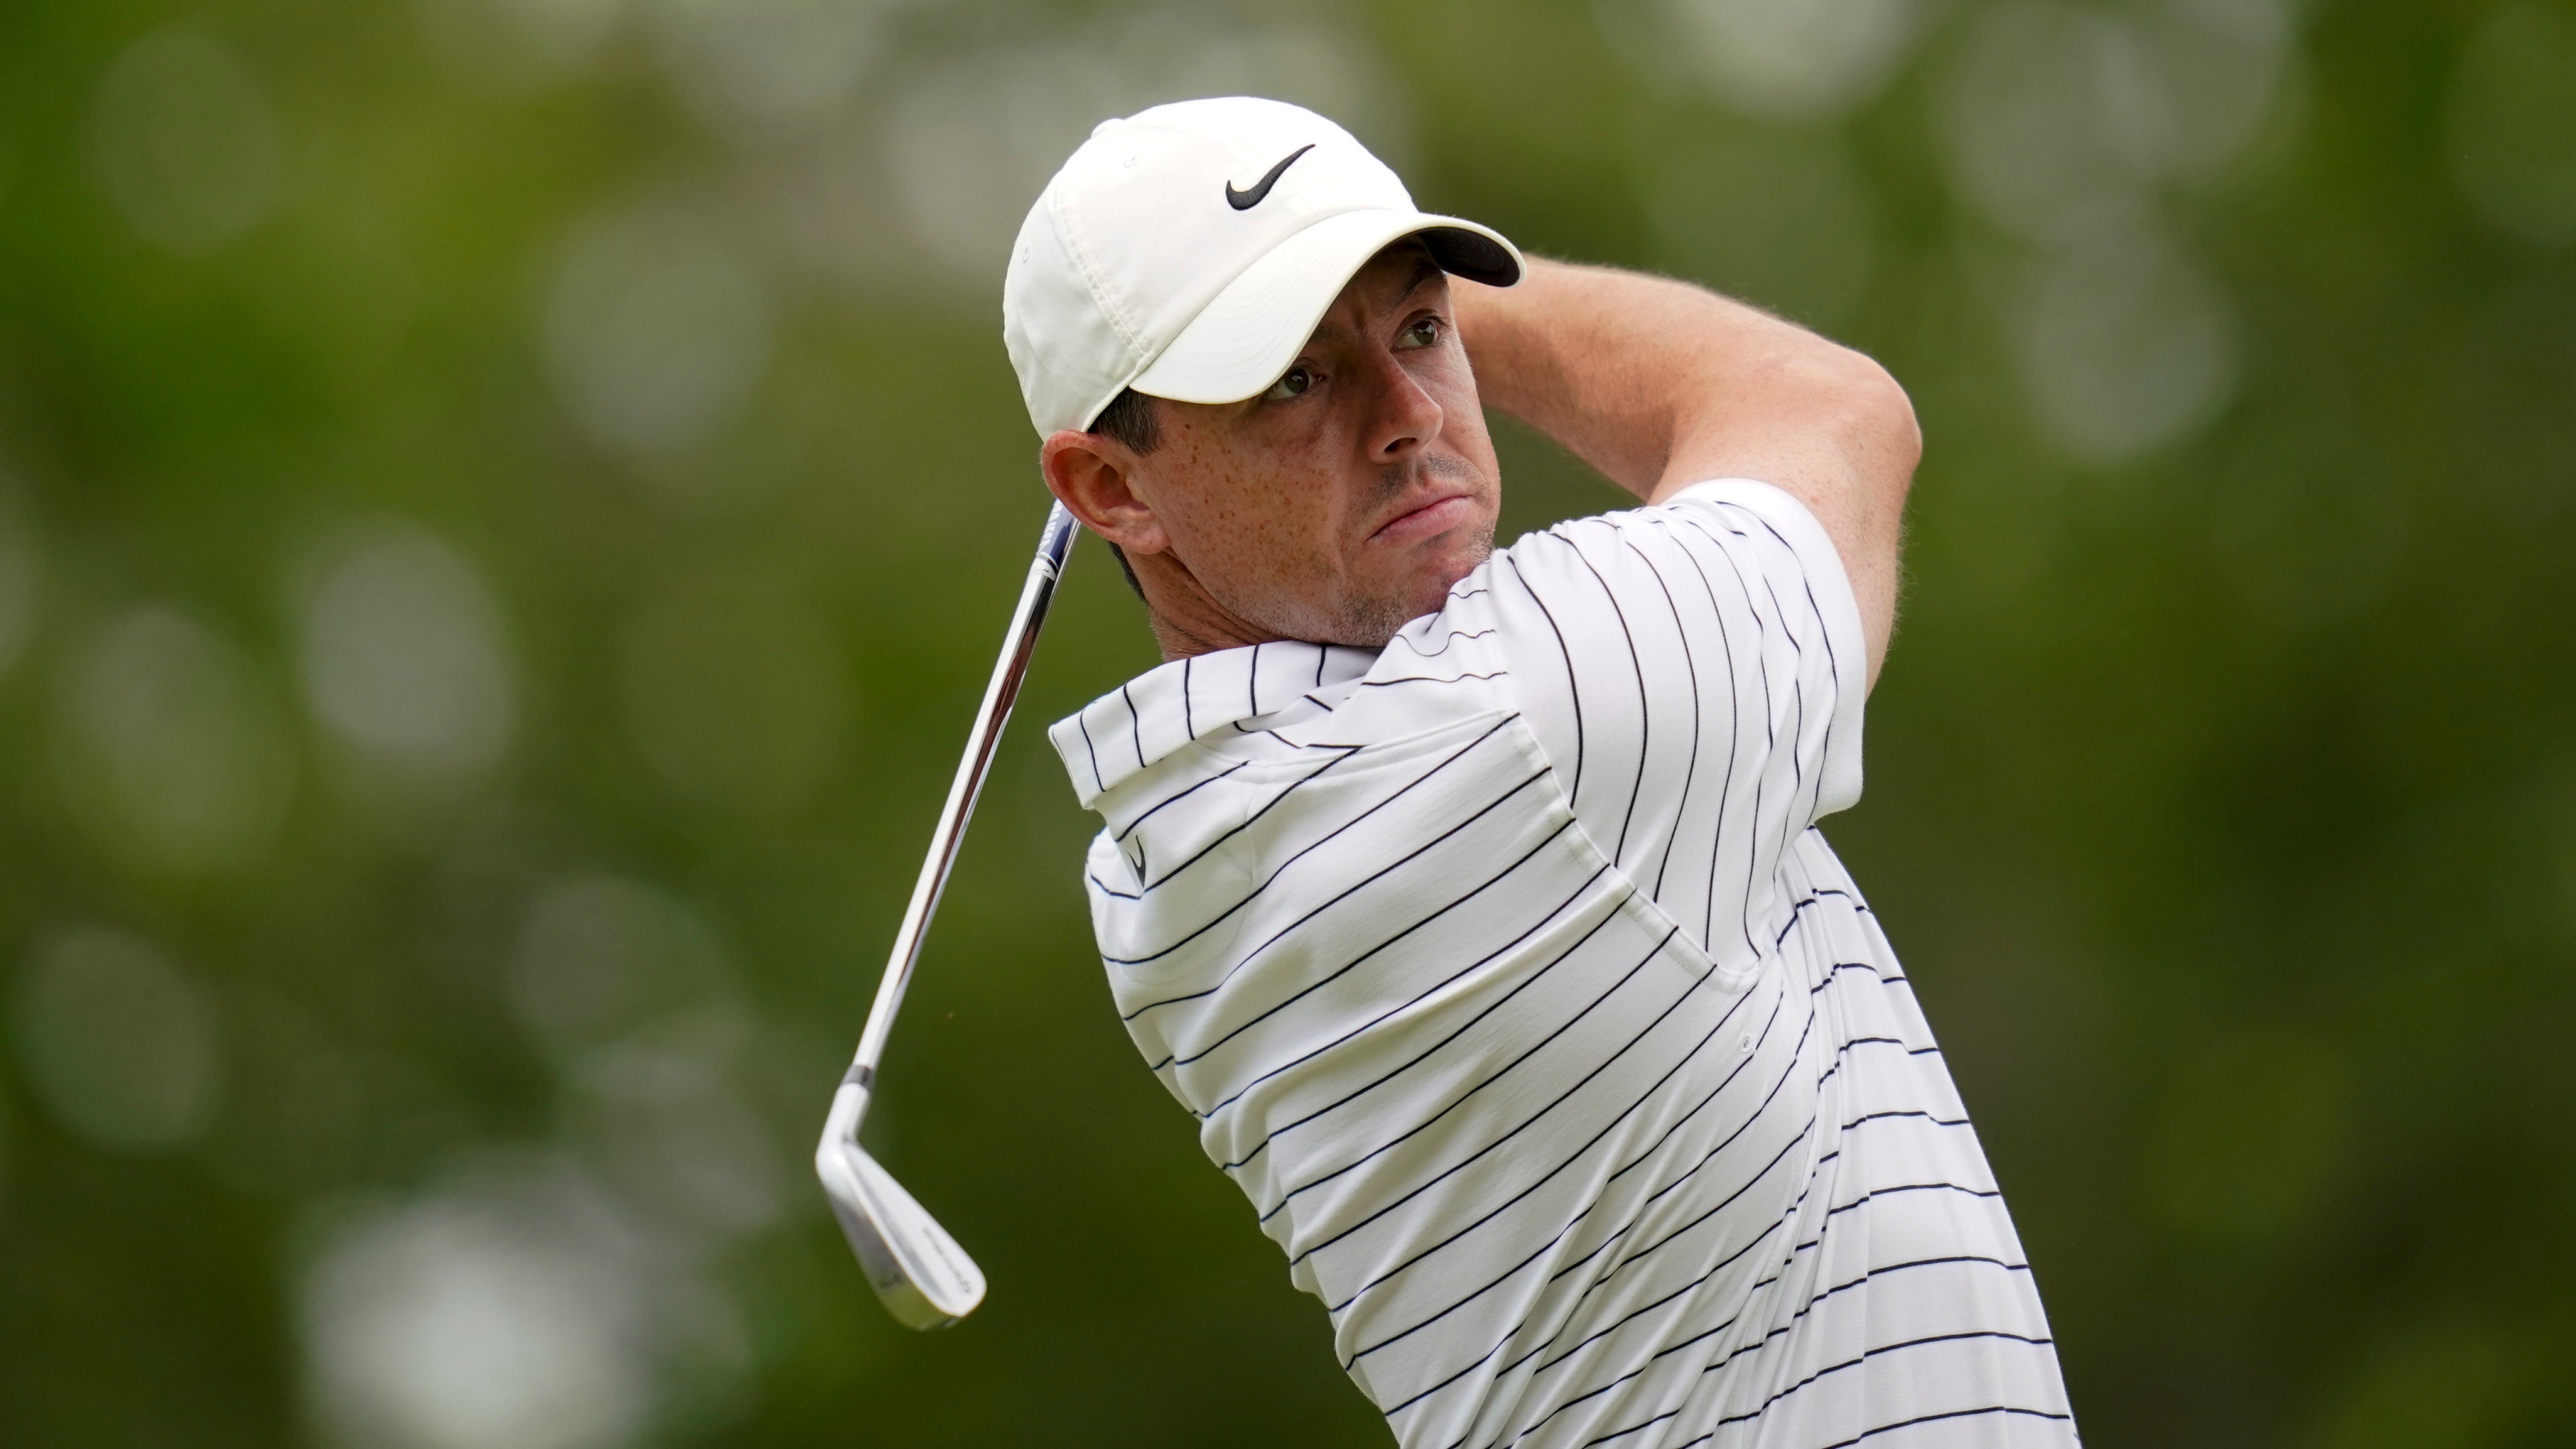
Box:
left=1832, top=349, right=1922, bottom=487
left=1817, top=350, right=1912, bottom=688
left=1740, top=344, right=1920, bottom=478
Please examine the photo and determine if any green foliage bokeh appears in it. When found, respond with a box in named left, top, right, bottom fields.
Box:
left=1, top=2, right=2572, bottom=1446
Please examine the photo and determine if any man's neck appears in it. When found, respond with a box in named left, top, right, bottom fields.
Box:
left=1147, top=603, right=1285, bottom=662
left=1137, top=555, right=1294, bottom=661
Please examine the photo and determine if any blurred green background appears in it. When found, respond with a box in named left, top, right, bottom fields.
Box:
left=2, top=0, right=2572, bottom=1445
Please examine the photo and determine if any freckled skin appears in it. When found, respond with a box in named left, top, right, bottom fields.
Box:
left=1039, top=243, right=1504, bottom=659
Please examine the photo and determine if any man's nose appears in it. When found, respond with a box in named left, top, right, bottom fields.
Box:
left=1365, top=352, right=1444, bottom=461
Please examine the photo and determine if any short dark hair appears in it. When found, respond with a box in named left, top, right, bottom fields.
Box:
left=1090, top=387, right=1161, bottom=455
left=1088, top=389, right=1159, bottom=598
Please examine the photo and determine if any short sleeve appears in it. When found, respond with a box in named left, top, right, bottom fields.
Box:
left=1485, top=479, right=1867, bottom=958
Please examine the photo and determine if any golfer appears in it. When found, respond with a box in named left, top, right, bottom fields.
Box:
left=1006, top=98, right=2077, bottom=1448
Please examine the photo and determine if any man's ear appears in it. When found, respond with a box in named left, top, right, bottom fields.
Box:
left=1040, top=430, right=1169, bottom=555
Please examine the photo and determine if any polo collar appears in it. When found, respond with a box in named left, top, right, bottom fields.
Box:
left=1049, top=639, right=1377, bottom=806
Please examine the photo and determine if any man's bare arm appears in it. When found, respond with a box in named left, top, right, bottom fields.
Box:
left=1451, top=258, right=1918, bottom=688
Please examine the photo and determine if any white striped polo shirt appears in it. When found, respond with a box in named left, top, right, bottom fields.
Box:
left=1049, top=480, right=2077, bottom=1449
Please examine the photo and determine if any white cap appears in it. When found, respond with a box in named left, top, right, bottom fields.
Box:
left=1002, top=96, right=1522, bottom=438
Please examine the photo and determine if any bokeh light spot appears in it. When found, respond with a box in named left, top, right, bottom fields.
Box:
left=87, top=26, right=283, bottom=256
left=301, top=1163, right=656, bottom=1449
left=300, top=521, right=516, bottom=791
left=1941, top=0, right=2294, bottom=246
left=53, top=606, right=295, bottom=875
left=511, top=874, right=731, bottom=1051
left=649, top=0, right=890, bottom=144
left=544, top=209, right=773, bottom=455
left=416, top=0, right=629, bottom=92
left=2009, top=219, right=2239, bottom=463
left=11, top=926, right=221, bottom=1152
left=568, top=1018, right=782, bottom=1239
left=2445, top=2, right=2576, bottom=249
left=1649, top=0, right=1925, bottom=120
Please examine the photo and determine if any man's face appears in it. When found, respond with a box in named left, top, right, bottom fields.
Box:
left=1073, top=244, right=1503, bottom=649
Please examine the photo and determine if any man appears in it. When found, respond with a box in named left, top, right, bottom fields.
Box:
left=1005, top=97, right=2077, bottom=1448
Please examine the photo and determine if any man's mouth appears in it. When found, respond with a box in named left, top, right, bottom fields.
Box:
left=1370, top=489, right=1478, bottom=545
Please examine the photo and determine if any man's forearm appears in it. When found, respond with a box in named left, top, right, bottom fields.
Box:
left=1451, top=256, right=1916, bottom=685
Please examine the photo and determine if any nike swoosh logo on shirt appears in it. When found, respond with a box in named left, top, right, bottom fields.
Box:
left=1225, top=144, right=1315, bottom=210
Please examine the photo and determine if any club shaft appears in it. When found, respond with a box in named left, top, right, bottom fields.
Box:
left=844, top=501, right=1078, bottom=1109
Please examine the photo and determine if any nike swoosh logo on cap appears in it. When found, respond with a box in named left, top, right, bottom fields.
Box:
left=1225, top=144, right=1315, bottom=210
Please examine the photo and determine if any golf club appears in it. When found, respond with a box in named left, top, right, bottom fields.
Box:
left=815, top=500, right=1079, bottom=1330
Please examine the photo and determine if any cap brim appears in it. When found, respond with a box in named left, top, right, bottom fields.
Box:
left=1125, top=208, right=1522, bottom=409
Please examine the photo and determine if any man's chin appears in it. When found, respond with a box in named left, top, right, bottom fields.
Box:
left=1331, top=539, right=1494, bottom=648
left=1429, top=516, right=1497, bottom=594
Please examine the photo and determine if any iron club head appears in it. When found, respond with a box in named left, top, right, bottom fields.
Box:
left=814, top=1081, right=986, bottom=1330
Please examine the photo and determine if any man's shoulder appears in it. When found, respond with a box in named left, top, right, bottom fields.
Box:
left=1491, top=479, right=1838, bottom=587
left=1046, top=620, right=1530, bottom=813
left=1056, top=621, right=1554, bottom=938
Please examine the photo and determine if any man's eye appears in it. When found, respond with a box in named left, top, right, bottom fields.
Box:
left=1398, top=316, right=1442, bottom=349
left=1264, top=365, right=1315, bottom=400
